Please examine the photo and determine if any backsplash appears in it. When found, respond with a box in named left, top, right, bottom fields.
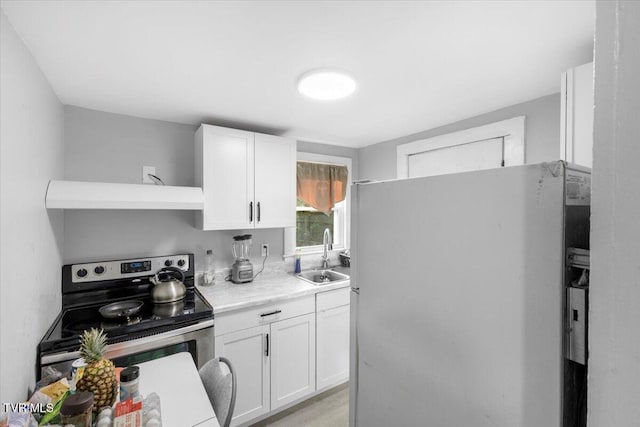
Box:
left=283, top=252, right=342, bottom=273
left=195, top=251, right=344, bottom=286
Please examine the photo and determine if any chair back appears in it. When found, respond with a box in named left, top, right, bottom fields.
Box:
left=199, top=356, right=236, bottom=427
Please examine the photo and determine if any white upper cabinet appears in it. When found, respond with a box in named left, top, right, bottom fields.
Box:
left=254, top=133, right=296, bottom=229
left=196, top=125, right=253, bottom=230
left=561, top=62, right=594, bottom=168
left=195, top=124, right=296, bottom=230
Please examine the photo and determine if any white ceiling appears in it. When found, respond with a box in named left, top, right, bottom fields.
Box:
left=1, top=1, right=594, bottom=148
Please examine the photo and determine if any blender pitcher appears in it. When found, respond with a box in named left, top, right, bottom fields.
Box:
left=231, top=234, right=253, bottom=283
left=232, top=234, right=252, bottom=259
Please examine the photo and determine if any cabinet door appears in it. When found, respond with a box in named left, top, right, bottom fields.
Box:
left=215, top=325, right=269, bottom=425
left=253, top=133, right=296, bottom=229
left=197, top=125, right=255, bottom=230
left=270, top=313, right=316, bottom=410
left=561, top=62, right=594, bottom=168
left=316, top=304, right=350, bottom=390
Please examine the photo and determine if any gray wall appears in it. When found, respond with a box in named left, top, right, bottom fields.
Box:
left=63, top=107, right=355, bottom=275
left=63, top=106, right=282, bottom=272
left=0, top=10, right=64, bottom=402
left=358, top=93, right=561, bottom=181
left=589, top=2, right=640, bottom=425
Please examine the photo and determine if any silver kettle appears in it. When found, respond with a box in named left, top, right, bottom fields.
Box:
left=149, top=266, right=186, bottom=303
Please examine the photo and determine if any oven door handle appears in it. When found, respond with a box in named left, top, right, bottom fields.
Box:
left=41, top=319, right=214, bottom=365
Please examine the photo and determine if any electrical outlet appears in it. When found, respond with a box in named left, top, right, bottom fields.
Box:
left=142, top=166, right=156, bottom=184
left=261, top=244, right=269, bottom=257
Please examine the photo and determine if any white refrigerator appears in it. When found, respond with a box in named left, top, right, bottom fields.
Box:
left=349, top=161, right=590, bottom=427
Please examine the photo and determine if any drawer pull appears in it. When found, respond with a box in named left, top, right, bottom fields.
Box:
left=260, top=309, right=282, bottom=318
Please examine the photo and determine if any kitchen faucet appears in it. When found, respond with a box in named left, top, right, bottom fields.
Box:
left=322, top=228, right=332, bottom=269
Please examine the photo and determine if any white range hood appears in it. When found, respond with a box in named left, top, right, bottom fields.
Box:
left=45, top=180, right=204, bottom=210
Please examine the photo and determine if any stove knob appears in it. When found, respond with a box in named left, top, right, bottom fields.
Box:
left=94, top=266, right=105, bottom=275
left=164, top=260, right=173, bottom=267
left=177, top=259, right=185, bottom=267
left=77, top=268, right=88, bottom=278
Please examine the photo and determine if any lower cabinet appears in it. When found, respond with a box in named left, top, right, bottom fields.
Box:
left=215, top=325, right=270, bottom=424
left=213, top=289, right=350, bottom=426
left=316, top=288, right=351, bottom=391
left=214, top=296, right=316, bottom=426
left=316, top=304, right=350, bottom=390
left=270, top=314, right=316, bottom=409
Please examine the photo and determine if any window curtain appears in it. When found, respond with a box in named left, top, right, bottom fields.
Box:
left=297, top=161, right=348, bottom=214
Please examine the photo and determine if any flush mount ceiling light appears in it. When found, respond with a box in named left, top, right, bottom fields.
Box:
left=297, top=69, right=357, bottom=101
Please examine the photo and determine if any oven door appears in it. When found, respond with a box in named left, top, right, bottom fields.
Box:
left=39, top=320, right=214, bottom=379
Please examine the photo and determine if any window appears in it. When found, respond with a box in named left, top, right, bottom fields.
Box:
left=396, top=116, right=525, bottom=179
left=284, top=153, right=351, bottom=256
left=296, top=199, right=334, bottom=247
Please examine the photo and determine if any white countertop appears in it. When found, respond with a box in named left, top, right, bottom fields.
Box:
left=138, top=352, right=219, bottom=427
left=196, top=270, right=350, bottom=314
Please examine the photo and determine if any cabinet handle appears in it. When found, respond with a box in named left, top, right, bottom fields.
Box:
left=265, top=333, right=270, bottom=357
left=260, top=309, right=282, bottom=318
left=257, top=202, right=261, bottom=223
left=249, top=201, right=253, bottom=223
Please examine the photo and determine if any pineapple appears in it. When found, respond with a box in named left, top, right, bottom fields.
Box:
left=76, top=328, right=117, bottom=410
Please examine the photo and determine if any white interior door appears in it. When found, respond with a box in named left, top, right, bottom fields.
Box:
left=397, top=117, right=525, bottom=179
left=254, top=134, right=296, bottom=228
left=408, top=137, right=504, bottom=178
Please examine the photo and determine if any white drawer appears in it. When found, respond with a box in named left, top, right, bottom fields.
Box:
left=316, top=287, right=351, bottom=311
left=215, top=295, right=315, bottom=336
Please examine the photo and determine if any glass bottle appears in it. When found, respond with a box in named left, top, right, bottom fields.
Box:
left=204, top=249, right=215, bottom=286
left=60, top=391, right=93, bottom=427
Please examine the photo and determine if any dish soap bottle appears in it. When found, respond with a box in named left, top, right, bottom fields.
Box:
left=204, top=249, right=215, bottom=286
left=294, top=250, right=302, bottom=274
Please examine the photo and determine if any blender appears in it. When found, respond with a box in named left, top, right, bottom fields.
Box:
left=231, top=234, right=253, bottom=283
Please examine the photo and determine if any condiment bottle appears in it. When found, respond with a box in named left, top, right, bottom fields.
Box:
left=60, top=391, right=93, bottom=427
left=70, top=357, right=86, bottom=391
left=119, top=366, right=140, bottom=401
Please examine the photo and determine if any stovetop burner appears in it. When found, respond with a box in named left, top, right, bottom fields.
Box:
left=100, top=316, right=142, bottom=330
left=39, top=254, right=213, bottom=355
left=59, top=292, right=204, bottom=335
left=65, top=316, right=143, bottom=335
left=40, top=290, right=211, bottom=353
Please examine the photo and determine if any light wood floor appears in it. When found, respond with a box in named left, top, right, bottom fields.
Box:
left=251, top=383, right=349, bottom=427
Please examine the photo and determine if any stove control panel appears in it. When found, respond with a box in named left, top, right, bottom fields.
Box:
left=71, top=255, right=190, bottom=283
left=121, top=260, right=152, bottom=274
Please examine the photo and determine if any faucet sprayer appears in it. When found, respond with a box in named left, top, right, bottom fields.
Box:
left=322, top=228, right=332, bottom=269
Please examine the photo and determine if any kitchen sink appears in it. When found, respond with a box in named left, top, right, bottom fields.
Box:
left=297, top=269, right=350, bottom=286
